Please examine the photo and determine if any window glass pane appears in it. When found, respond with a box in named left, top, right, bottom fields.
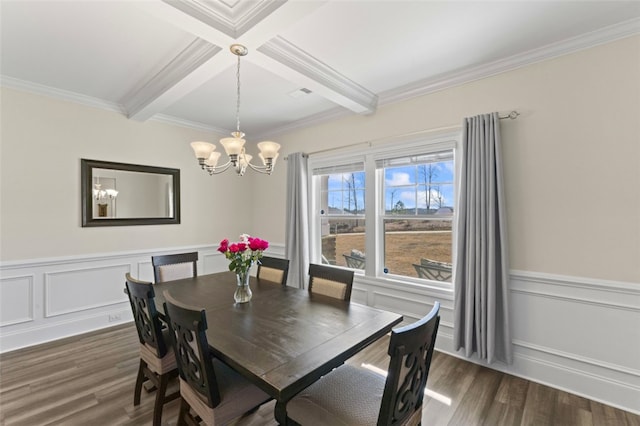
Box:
left=383, top=219, right=452, bottom=282
left=320, top=218, right=366, bottom=269
left=384, top=159, right=454, bottom=216
left=321, top=171, right=365, bottom=215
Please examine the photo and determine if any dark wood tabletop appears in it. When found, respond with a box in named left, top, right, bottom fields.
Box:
left=152, top=271, right=403, bottom=424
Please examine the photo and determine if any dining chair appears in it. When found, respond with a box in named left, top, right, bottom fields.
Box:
left=257, top=256, right=290, bottom=286
left=412, top=258, right=453, bottom=282
left=287, top=301, right=441, bottom=426
left=308, top=263, right=354, bottom=302
left=162, top=291, right=271, bottom=425
left=152, top=251, right=198, bottom=283
left=125, top=273, right=179, bottom=426
left=343, top=249, right=366, bottom=269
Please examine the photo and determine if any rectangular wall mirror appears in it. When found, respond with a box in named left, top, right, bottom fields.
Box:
left=81, top=159, right=180, bottom=227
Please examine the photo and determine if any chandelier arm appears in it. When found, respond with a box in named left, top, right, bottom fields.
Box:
left=245, top=161, right=273, bottom=175
left=206, top=160, right=233, bottom=175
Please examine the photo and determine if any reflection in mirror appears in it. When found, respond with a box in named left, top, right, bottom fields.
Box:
left=81, top=159, right=180, bottom=227
left=93, top=175, right=118, bottom=218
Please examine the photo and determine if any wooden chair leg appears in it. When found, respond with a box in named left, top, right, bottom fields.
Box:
left=177, top=397, right=190, bottom=426
left=152, top=373, right=170, bottom=426
left=134, top=359, right=146, bottom=406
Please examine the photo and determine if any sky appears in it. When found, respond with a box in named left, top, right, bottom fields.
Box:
left=323, top=159, right=455, bottom=213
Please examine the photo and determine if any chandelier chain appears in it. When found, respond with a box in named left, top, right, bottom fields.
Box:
left=236, top=53, right=241, bottom=134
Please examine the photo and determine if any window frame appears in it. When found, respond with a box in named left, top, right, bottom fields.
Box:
left=308, top=131, right=460, bottom=290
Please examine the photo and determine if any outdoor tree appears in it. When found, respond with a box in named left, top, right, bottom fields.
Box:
left=389, top=189, right=398, bottom=213
left=435, top=185, right=445, bottom=208
left=344, top=173, right=360, bottom=227
left=418, top=164, right=438, bottom=213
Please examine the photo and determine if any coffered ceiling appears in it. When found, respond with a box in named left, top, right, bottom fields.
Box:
left=1, top=1, right=639, bottom=138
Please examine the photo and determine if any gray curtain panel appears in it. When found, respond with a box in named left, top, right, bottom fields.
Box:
left=453, top=112, right=513, bottom=364
left=285, top=152, right=310, bottom=289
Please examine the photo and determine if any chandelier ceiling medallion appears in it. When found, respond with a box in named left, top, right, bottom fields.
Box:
left=191, top=44, right=280, bottom=176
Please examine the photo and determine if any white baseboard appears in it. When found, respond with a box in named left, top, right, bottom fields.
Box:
left=0, top=304, right=133, bottom=352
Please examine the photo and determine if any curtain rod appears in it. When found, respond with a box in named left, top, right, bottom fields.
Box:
left=285, top=110, right=519, bottom=160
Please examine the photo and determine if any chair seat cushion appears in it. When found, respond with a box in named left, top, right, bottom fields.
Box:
left=287, top=364, right=385, bottom=426
left=180, top=359, right=270, bottom=425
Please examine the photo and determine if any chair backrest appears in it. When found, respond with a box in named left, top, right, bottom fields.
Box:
left=308, top=263, right=354, bottom=302
left=152, top=252, right=198, bottom=283
left=377, top=301, right=440, bottom=426
left=125, top=273, right=168, bottom=358
left=257, top=256, right=290, bottom=286
left=162, top=291, right=221, bottom=409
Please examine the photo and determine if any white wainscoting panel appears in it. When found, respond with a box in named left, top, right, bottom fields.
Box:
left=508, top=271, right=640, bottom=414
left=136, top=259, right=154, bottom=283
left=0, top=244, right=224, bottom=353
left=0, top=274, right=34, bottom=326
left=45, top=264, right=131, bottom=317
left=352, top=270, right=640, bottom=415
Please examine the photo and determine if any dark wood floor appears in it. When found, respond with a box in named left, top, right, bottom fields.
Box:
left=1, top=323, right=638, bottom=426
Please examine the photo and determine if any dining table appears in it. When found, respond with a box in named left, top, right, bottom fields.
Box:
left=151, top=271, right=403, bottom=424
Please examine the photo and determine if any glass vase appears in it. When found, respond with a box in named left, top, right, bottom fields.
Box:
left=234, top=270, right=252, bottom=303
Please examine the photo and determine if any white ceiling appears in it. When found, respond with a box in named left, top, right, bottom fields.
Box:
left=2, top=1, right=639, bottom=139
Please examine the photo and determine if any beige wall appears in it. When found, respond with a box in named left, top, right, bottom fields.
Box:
left=253, top=35, right=640, bottom=283
left=2, top=36, right=638, bottom=282
left=0, top=88, right=256, bottom=260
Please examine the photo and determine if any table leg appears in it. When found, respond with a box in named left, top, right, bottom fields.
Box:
left=274, top=400, right=288, bottom=425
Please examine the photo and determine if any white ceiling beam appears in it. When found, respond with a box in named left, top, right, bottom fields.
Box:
left=160, top=0, right=288, bottom=40
left=236, top=1, right=328, bottom=48
left=131, top=0, right=376, bottom=121
left=134, top=0, right=235, bottom=47
left=124, top=39, right=227, bottom=121
left=256, top=37, right=378, bottom=114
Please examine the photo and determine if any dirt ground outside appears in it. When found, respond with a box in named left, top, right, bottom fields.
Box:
left=325, top=231, right=452, bottom=278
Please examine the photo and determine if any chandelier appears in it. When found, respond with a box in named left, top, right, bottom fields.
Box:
left=93, top=181, right=118, bottom=201
left=191, top=44, right=280, bottom=176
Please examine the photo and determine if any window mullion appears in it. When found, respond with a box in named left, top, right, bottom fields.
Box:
left=364, top=153, right=377, bottom=278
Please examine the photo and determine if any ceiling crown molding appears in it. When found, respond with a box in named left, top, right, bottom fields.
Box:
left=123, top=38, right=222, bottom=121
left=380, top=17, right=640, bottom=107
left=261, top=18, right=640, bottom=137
left=163, top=0, right=285, bottom=39
left=4, top=17, right=637, bottom=136
left=0, top=75, right=125, bottom=114
left=152, top=113, right=227, bottom=134
left=258, top=36, right=378, bottom=114
left=254, top=106, right=349, bottom=140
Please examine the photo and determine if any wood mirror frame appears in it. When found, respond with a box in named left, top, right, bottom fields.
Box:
left=81, top=159, right=181, bottom=227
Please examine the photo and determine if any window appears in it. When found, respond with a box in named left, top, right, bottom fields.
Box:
left=379, top=152, right=454, bottom=282
left=313, top=162, right=366, bottom=269
left=310, top=133, right=458, bottom=287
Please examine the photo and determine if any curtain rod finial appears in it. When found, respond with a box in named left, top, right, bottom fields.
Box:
left=499, top=110, right=520, bottom=120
